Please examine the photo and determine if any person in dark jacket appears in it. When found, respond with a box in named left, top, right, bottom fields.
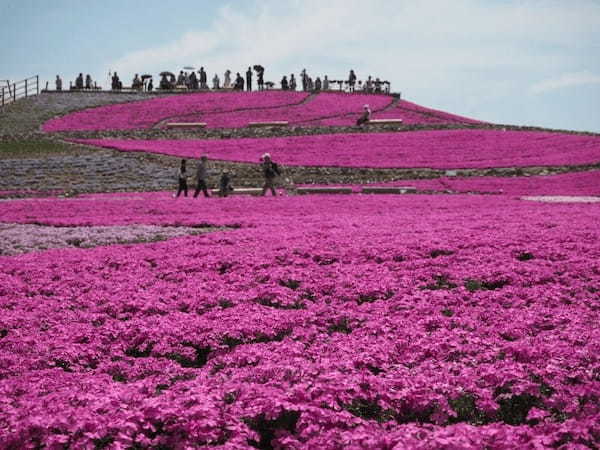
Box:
left=175, top=159, right=189, bottom=198
left=199, top=67, right=207, bottom=89
left=281, top=76, right=289, bottom=90
left=218, top=171, right=234, bottom=197
left=234, top=73, right=244, bottom=90
left=260, top=153, right=281, bottom=196
left=246, top=67, right=253, bottom=91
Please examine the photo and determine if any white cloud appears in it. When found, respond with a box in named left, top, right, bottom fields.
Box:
left=102, top=0, right=600, bottom=130
left=530, top=71, right=600, bottom=94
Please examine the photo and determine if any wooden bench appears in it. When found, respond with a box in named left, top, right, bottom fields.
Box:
left=367, top=119, right=403, bottom=125
left=361, top=186, right=416, bottom=194
left=210, top=187, right=263, bottom=196
left=247, top=121, right=289, bottom=128
left=166, top=122, right=207, bottom=129
left=296, top=187, right=353, bottom=195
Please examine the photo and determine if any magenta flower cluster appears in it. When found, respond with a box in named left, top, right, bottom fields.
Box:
left=301, top=170, right=600, bottom=196
left=1, top=193, right=599, bottom=448
left=74, top=129, right=600, bottom=169
left=42, top=91, right=309, bottom=132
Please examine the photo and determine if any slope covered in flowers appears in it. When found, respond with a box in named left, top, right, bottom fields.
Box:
left=0, top=193, right=599, bottom=448
left=73, top=129, right=600, bottom=169
left=41, top=91, right=309, bottom=132
left=41, top=91, right=486, bottom=132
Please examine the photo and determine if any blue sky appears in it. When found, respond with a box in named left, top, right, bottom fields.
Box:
left=2, top=0, right=600, bottom=132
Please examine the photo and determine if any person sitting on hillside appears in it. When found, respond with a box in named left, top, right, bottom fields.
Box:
left=281, top=76, right=289, bottom=90
left=75, top=73, right=84, bottom=89
left=132, top=74, right=143, bottom=90
left=356, top=104, right=371, bottom=126
left=55, top=75, right=63, bottom=91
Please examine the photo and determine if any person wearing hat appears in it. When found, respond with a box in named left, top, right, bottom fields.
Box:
left=356, top=104, right=372, bottom=126
left=260, top=153, right=281, bottom=196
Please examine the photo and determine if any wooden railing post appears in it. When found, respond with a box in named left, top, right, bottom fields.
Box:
left=25, top=79, right=28, bottom=97
left=1, top=87, right=4, bottom=106
left=13, top=83, right=16, bottom=101
left=36, top=76, right=39, bottom=95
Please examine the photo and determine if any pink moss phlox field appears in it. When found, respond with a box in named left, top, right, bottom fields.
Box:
left=372, top=99, right=484, bottom=125
left=1, top=194, right=599, bottom=448
left=171, top=92, right=393, bottom=128
left=42, top=91, right=309, bottom=132
left=73, top=129, right=600, bottom=169
left=301, top=170, right=600, bottom=196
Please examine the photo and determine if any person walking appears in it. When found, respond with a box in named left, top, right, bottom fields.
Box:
left=260, top=153, right=281, bottom=196
left=193, top=156, right=211, bottom=198
left=199, top=67, right=207, bottom=89
left=289, top=74, right=297, bottom=91
left=246, top=67, right=253, bottom=91
left=175, top=159, right=189, bottom=198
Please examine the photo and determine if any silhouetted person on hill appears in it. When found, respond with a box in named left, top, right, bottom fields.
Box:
left=199, top=67, right=207, bottom=89
left=224, top=70, right=232, bottom=89
left=132, top=74, right=142, bottom=90
left=234, top=73, right=244, bottom=90
left=55, top=75, right=63, bottom=91
left=323, top=75, right=329, bottom=91
left=75, top=73, right=84, bottom=89
left=301, top=68, right=308, bottom=91
left=85, top=74, right=92, bottom=89
left=256, top=66, right=265, bottom=91
left=111, top=72, right=121, bottom=90
left=315, top=77, right=322, bottom=91
left=189, top=71, right=198, bottom=89
left=289, top=74, right=297, bottom=91
left=213, top=74, right=220, bottom=90
left=281, top=76, right=289, bottom=90
left=348, top=69, right=357, bottom=92
left=246, top=67, right=253, bottom=91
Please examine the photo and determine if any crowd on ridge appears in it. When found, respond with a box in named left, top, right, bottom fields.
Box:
left=53, top=67, right=391, bottom=94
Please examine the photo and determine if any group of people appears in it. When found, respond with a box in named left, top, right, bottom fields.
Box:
left=157, top=66, right=265, bottom=92
left=175, top=153, right=281, bottom=198
left=55, top=74, right=98, bottom=91
left=55, top=67, right=389, bottom=94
